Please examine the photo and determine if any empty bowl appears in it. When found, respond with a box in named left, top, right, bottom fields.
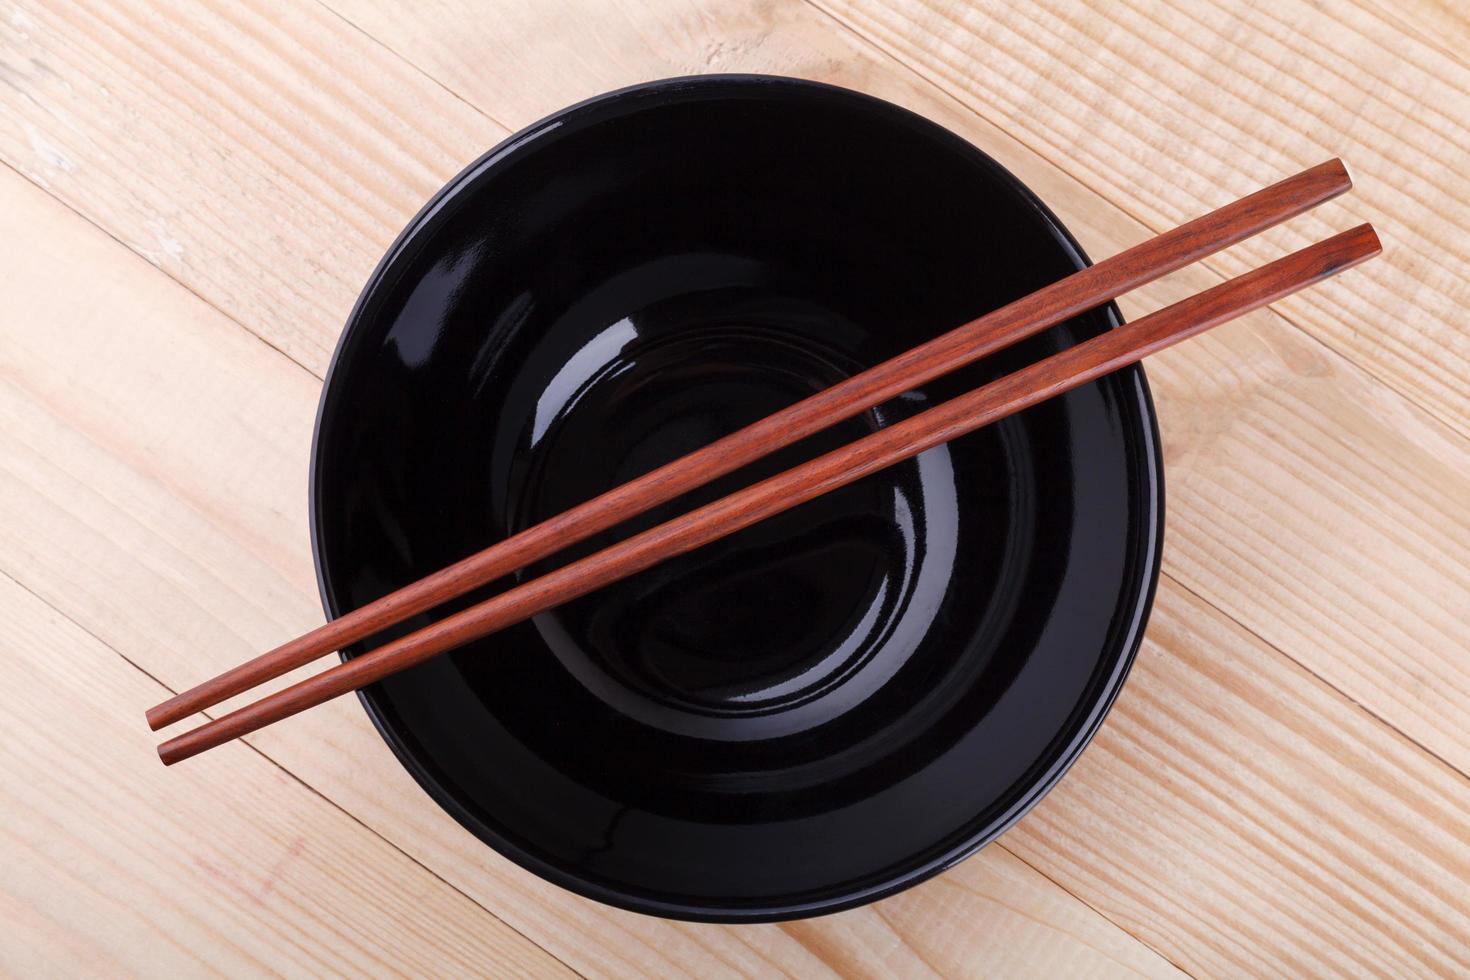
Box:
left=311, top=74, right=1163, bottom=921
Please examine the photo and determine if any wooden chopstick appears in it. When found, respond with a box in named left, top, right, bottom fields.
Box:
left=156, top=223, right=1380, bottom=764
left=147, top=160, right=1353, bottom=732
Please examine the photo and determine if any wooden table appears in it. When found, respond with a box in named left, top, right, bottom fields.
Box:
left=1, top=0, right=1466, bottom=975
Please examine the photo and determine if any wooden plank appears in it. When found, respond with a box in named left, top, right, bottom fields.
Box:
left=809, top=0, right=1470, bottom=439
left=0, top=573, right=568, bottom=977
left=0, top=0, right=501, bottom=377
left=1012, top=584, right=1470, bottom=976
left=0, top=163, right=1185, bottom=979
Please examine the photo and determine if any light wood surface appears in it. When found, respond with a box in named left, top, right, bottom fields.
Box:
left=0, top=0, right=1465, bottom=975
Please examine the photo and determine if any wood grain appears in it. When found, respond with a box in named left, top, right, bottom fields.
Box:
left=1, top=0, right=1467, bottom=973
left=0, top=162, right=1183, bottom=978
left=1012, top=584, right=1470, bottom=976
left=0, top=574, right=567, bottom=977
left=811, top=0, right=1470, bottom=436
left=0, top=0, right=501, bottom=376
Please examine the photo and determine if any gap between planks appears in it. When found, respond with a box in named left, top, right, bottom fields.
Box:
left=307, top=0, right=520, bottom=136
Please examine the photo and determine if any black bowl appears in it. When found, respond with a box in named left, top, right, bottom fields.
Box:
left=311, top=75, right=1163, bottom=922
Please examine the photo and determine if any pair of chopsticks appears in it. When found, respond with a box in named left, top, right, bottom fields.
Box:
left=149, top=159, right=1378, bottom=765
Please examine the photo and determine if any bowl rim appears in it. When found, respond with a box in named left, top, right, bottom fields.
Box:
left=309, top=72, right=1165, bottom=923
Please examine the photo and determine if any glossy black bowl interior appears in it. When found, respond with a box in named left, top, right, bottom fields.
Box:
left=311, top=75, right=1162, bottom=921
